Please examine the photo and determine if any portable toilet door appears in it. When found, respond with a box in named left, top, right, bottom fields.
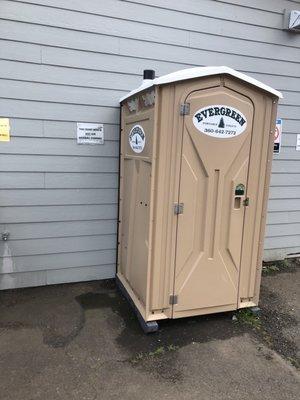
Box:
left=117, top=67, right=282, bottom=332
left=172, top=83, right=257, bottom=318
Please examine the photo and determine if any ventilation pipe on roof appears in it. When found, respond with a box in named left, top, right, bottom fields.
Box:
left=143, top=69, right=155, bottom=84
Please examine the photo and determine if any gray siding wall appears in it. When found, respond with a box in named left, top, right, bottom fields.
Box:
left=0, top=0, right=299, bottom=289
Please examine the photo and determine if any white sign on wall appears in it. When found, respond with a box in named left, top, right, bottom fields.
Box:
left=274, top=119, right=282, bottom=154
left=296, top=134, right=300, bottom=151
left=77, top=123, right=104, bottom=144
left=193, top=105, right=247, bottom=138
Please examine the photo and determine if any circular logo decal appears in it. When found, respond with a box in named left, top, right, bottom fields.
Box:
left=129, top=125, right=146, bottom=153
left=193, top=104, right=247, bottom=138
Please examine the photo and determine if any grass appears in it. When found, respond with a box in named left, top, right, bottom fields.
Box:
left=131, top=344, right=179, bottom=364
left=235, top=309, right=261, bottom=329
left=262, top=259, right=290, bottom=275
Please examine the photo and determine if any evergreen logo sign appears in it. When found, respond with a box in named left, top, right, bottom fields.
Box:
left=129, top=125, right=146, bottom=153
left=193, top=105, right=247, bottom=138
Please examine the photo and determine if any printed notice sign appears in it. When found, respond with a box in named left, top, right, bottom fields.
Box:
left=274, top=119, right=282, bottom=154
left=77, top=123, right=104, bottom=144
left=296, top=134, right=300, bottom=151
left=0, top=118, right=10, bottom=142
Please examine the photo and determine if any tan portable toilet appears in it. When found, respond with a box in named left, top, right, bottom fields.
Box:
left=117, top=66, right=282, bottom=332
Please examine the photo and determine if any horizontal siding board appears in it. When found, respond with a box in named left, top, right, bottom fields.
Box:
left=123, top=0, right=284, bottom=26
left=7, top=119, right=119, bottom=141
left=0, top=18, right=120, bottom=53
left=0, top=188, right=117, bottom=206
left=119, top=38, right=300, bottom=77
left=272, top=148, right=300, bottom=161
left=268, top=199, right=300, bottom=212
left=279, top=119, right=300, bottom=134
left=269, top=186, right=300, bottom=199
left=6, top=0, right=282, bottom=31
left=264, top=235, right=300, bottom=249
left=0, top=220, right=117, bottom=240
left=263, top=248, right=300, bottom=261
left=46, top=264, right=115, bottom=285
left=13, top=0, right=299, bottom=46
left=0, top=98, right=119, bottom=123
left=211, top=0, right=295, bottom=13
left=0, top=137, right=119, bottom=157
left=0, top=39, right=41, bottom=63
left=271, top=160, right=300, bottom=173
left=43, top=121, right=119, bottom=140
left=1, top=249, right=115, bottom=272
left=270, top=173, right=300, bottom=186
left=266, top=222, right=300, bottom=237
left=0, top=264, right=115, bottom=290
left=279, top=133, right=299, bottom=147
left=0, top=269, right=46, bottom=289
left=0, top=234, right=116, bottom=256
left=277, top=105, right=300, bottom=120
left=8, top=118, right=44, bottom=137
left=45, top=173, right=118, bottom=189
left=42, top=44, right=300, bottom=81
left=254, top=75, right=300, bottom=93
left=189, top=32, right=300, bottom=63
left=1, top=59, right=300, bottom=96
left=280, top=91, right=300, bottom=107
left=267, top=211, right=300, bottom=224
left=0, top=60, right=139, bottom=92
left=41, top=46, right=190, bottom=78
left=2, top=13, right=300, bottom=64
left=0, top=11, right=189, bottom=48
left=0, top=172, right=118, bottom=195
left=0, top=172, right=44, bottom=188
left=0, top=79, right=124, bottom=108
left=0, top=155, right=118, bottom=173
left=0, top=204, right=118, bottom=223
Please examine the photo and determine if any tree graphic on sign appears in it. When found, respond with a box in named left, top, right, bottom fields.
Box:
left=218, top=117, right=225, bottom=128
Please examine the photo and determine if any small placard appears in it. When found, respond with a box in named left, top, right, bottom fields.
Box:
left=296, top=134, right=300, bottom=151
left=77, top=123, right=104, bottom=144
left=0, top=118, right=10, bottom=142
left=274, top=119, right=282, bottom=154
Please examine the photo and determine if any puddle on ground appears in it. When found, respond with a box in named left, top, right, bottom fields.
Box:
left=75, top=280, right=246, bottom=357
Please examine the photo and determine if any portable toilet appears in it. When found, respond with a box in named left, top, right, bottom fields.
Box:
left=117, top=66, right=282, bottom=332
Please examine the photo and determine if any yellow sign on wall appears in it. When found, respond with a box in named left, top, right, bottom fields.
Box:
left=0, top=118, right=10, bottom=142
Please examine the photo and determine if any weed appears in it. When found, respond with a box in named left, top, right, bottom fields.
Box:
left=262, top=259, right=291, bottom=275
left=167, top=344, right=179, bottom=351
left=131, top=352, right=145, bottom=364
left=149, top=346, right=165, bottom=356
left=130, top=344, right=179, bottom=364
left=235, top=309, right=261, bottom=329
left=262, top=265, right=280, bottom=274
left=287, top=357, right=299, bottom=369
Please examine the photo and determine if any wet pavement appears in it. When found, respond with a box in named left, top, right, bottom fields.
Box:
left=0, top=259, right=299, bottom=399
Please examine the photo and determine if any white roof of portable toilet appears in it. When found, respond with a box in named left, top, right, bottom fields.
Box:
left=119, top=66, right=283, bottom=102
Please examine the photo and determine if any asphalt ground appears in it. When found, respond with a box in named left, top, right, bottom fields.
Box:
left=0, top=259, right=299, bottom=399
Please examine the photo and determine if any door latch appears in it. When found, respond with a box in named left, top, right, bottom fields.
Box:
left=169, top=295, right=178, bottom=305
left=243, top=197, right=250, bottom=207
left=174, top=203, right=184, bottom=214
left=180, top=103, right=190, bottom=115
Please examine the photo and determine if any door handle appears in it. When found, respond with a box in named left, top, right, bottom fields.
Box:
left=243, top=197, right=250, bottom=207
